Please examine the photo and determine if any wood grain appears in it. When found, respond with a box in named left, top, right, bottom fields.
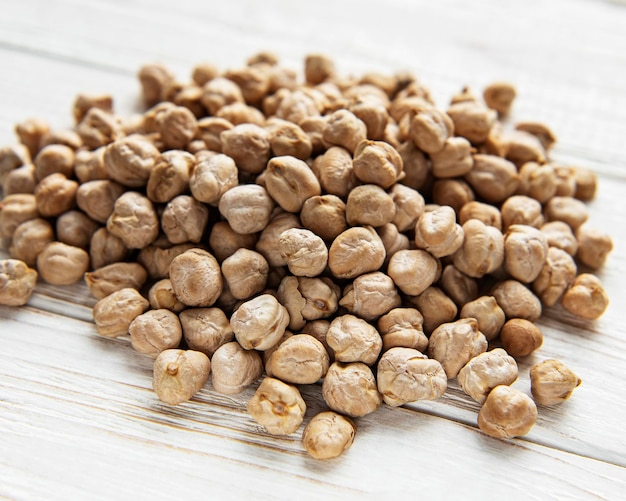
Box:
left=1, top=0, right=626, bottom=499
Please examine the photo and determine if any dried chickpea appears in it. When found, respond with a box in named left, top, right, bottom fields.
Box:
left=277, top=276, right=340, bottom=330
left=453, top=219, right=504, bottom=278
left=9, top=218, right=54, bottom=267
left=478, top=385, right=537, bottom=438
left=0, top=258, right=38, bottom=306
left=224, top=66, right=271, bottom=105
left=196, top=117, right=233, bottom=153
left=515, top=121, right=556, bottom=150
left=428, top=318, right=487, bottom=379
left=322, top=362, right=382, bottom=417
left=349, top=95, right=389, bottom=141
left=155, top=105, right=198, bottom=150
left=3, top=164, right=37, bottom=195
left=302, top=411, right=356, bottom=460
left=92, top=287, right=149, bottom=338
left=74, top=147, right=107, bottom=183
left=457, top=348, right=518, bottom=404
left=275, top=90, right=321, bottom=124
left=255, top=211, right=300, bottom=267
left=326, top=314, right=382, bottom=365
left=500, top=195, right=544, bottom=230
left=247, top=377, right=306, bottom=435
left=209, top=341, right=262, bottom=395
left=107, top=191, right=159, bottom=249
left=459, top=201, right=502, bottom=230
left=352, top=139, right=403, bottom=188
left=447, top=101, right=496, bottom=144
left=516, top=161, right=557, bottom=203
left=14, top=118, right=48, bottom=158
left=84, top=262, right=147, bottom=300
left=201, top=77, right=244, bottom=115
left=540, top=221, right=578, bottom=256
left=376, top=223, right=410, bottom=266
left=304, top=54, right=335, bottom=85
left=503, top=224, right=549, bottom=283
left=265, top=156, right=321, bottom=213
left=340, top=271, right=401, bottom=321
left=209, top=221, right=257, bottom=263
left=55, top=210, right=98, bottom=249
left=429, top=137, right=473, bottom=178
left=39, top=129, right=83, bottom=151
left=33, top=172, right=77, bottom=218
left=179, top=307, right=233, bottom=357
left=532, top=247, right=577, bottom=306
left=561, top=273, right=609, bottom=320
left=72, top=93, right=113, bottom=124
left=34, top=144, right=74, bottom=181
left=76, top=179, right=125, bottom=224
left=231, top=294, right=290, bottom=351
left=152, top=349, right=210, bottom=405
left=37, top=242, right=89, bottom=285
left=76, top=108, right=122, bottom=149
left=161, top=195, right=209, bottom=244
left=553, top=165, right=577, bottom=197
left=544, top=196, right=589, bottom=230
left=0, top=194, right=38, bottom=239
left=500, top=318, right=543, bottom=358
left=409, top=286, right=458, bottom=335
left=492, top=280, right=542, bottom=322
left=377, top=347, right=447, bottom=406
left=431, top=179, right=475, bottom=214
left=90, top=228, right=129, bottom=270
left=575, top=224, right=613, bottom=270
left=573, top=167, right=598, bottom=201
left=328, top=226, right=386, bottom=279
left=129, top=309, right=183, bottom=358
left=311, top=146, right=356, bottom=197
left=530, top=359, right=582, bottom=406
left=387, top=249, right=440, bottom=296
left=221, top=248, right=268, bottom=300
left=217, top=102, right=265, bottom=126
left=188, top=153, right=237, bottom=206
left=414, top=205, right=464, bottom=258
left=377, top=308, right=428, bottom=353
left=345, top=184, right=395, bottom=228
left=148, top=278, right=186, bottom=313
left=483, top=82, right=516, bottom=115
left=459, top=296, right=505, bottom=341
left=146, top=150, right=194, bottom=203
left=278, top=228, right=328, bottom=277
left=266, top=119, right=312, bottom=159
left=502, top=129, right=546, bottom=167
left=300, top=195, right=347, bottom=242
left=104, top=136, right=160, bottom=188
left=138, top=63, right=175, bottom=106
left=218, top=184, right=274, bottom=235
left=440, top=264, right=478, bottom=307
left=464, top=154, right=519, bottom=204
left=397, top=141, right=431, bottom=190
left=169, top=248, right=223, bottom=307
left=265, top=334, right=330, bottom=384
left=408, top=106, right=453, bottom=154
left=0, top=144, right=30, bottom=182
left=220, top=123, right=270, bottom=175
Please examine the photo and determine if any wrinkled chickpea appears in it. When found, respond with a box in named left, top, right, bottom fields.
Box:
left=322, top=362, right=382, bottom=417
left=346, top=184, right=396, bottom=228
left=169, top=248, right=223, bottom=307
left=540, top=221, right=578, bottom=256
left=0, top=258, right=38, bottom=306
left=104, top=135, right=160, bottom=188
left=483, top=82, right=516, bottom=115
left=209, top=341, right=263, bottom=395
left=552, top=165, right=578, bottom=198
left=502, top=129, right=546, bottom=167
left=37, top=242, right=89, bottom=286
left=429, top=137, right=473, bottom=178
left=92, top=287, right=149, bottom=338
left=55, top=210, right=99, bottom=249
left=9, top=218, right=54, bottom=267
left=74, top=147, right=107, bottom=183
left=478, top=385, right=537, bottom=438
left=464, top=154, right=519, bottom=204
left=517, top=161, right=557, bottom=203
left=440, top=264, right=478, bottom=307
left=532, top=247, right=577, bottom=306
left=129, top=309, right=183, bottom=358
left=500, top=195, right=544, bottom=230
left=220, top=123, right=270, bottom=174
left=459, top=201, right=502, bottom=230
left=218, top=184, right=274, bottom=235
left=447, top=100, right=496, bottom=144
left=515, top=121, right=557, bottom=151
left=256, top=211, right=300, bottom=267
left=14, top=118, right=48, bottom=158
left=310, top=146, right=356, bottom=197
left=107, top=191, right=159, bottom=249
left=561, top=273, right=609, bottom=320
left=300, top=195, right=347, bottom=242
left=277, top=276, right=340, bottom=330
left=377, top=308, right=428, bottom=353
left=247, top=377, right=306, bottom=435
left=230, top=294, right=289, bottom=351
left=458, top=348, right=518, bottom=404
left=428, top=318, right=487, bottom=379
left=573, top=167, right=598, bottom=201
left=492, top=280, right=542, bottom=322
left=278, top=228, right=328, bottom=278
left=376, top=223, right=410, bottom=266
left=76, top=108, right=122, bottom=149
left=459, top=296, right=505, bottom=341
left=0, top=193, right=39, bottom=239
left=326, top=314, right=382, bottom=365
left=161, top=195, right=209, bottom=244
left=208, top=221, right=257, bottom=263
left=221, top=248, right=269, bottom=300
left=328, top=226, right=386, bottom=279
left=76, top=180, right=126, bottom=224
left=340, top=271, right=401, bottom=321
left=408, top=286, right=458, bottom=335
left=431, top=179, right=475, bottom=214
left=84, top=262, right=147, bottom=300
left=34, top=173, right=78, bottom=218
left=352, top=139, right=403, bottom=188
left=147, top=150, right=194, bottom=203
left=503, top=225, right=549, bottom=283
left=265, top=155, right=321, bottom=213
left=266, top=334, right=330, bottom=384
left=148, top=278, right=186, bottom=313
left=138, top=63, right=175, bottom=106
left=500, top=318, right=543, bottom=358
left=90, top=228, right=129, bottom=270
left=414, top=205, right=464, bottom=258
left=302, top=411, right=356, bottom=460
left=3, top=163, right=37, bottom=195
left=544, top=196, right=589, bottom=230
left=34, top=144, right=75, bottom=181
left=153, top=349, right=210, bottom=405
left=575, top=224, right=613, bottom=270
left=387, top=249, right=440, bottom=297
left=408, top=106, right=454, bottom=154
left=453, top=219, right=504, bottom=278
left=200, top=77, right=244, bottom=115
left=530, top=359, right=582, bottom=406
left=266, top=119, right=312, bottom=159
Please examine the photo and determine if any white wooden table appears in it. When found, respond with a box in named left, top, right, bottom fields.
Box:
left=1, top=0, right=626, bottom=499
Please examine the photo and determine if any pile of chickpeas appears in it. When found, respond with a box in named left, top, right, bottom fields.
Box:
left=0, top=53, right=613, bottom=459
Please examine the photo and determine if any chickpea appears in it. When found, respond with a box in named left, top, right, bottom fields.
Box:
left=414, top=206, right=463, bottom=259
left=0, top=258, right=38, bottom=306
left=217, top=102, right=265, bottom=126
left=575, top=224, right=613, bottom=270
left=210, top=342, right=263, bottom=395
left=483, top=82, right=516, bottom=115
left=388, top=183, right=425, bottom=232
left=328, top=226, right=386, bottom=279
left=408, top=286, right=458, bottom=335
left=161, top=195, right=209, bottom=245
left=515, top=121, right=557, bottom=150
left=218, top=184, right=274, bottom=235
left=503, top=224, right=549, bottom=283
left=107, top=191, right=159, bottom=249
left=573, top=166, right=597, bottom=201
left=0, top=194, right=39, bottom=239
left=530, top=359, right=582, bottom=406
left=492, top=280, right=542, bottom=322
left=517, top=161, right=557, bottom=203
left=72, top=93, right=113, bottom=124
left=478, top=385, right=537, bottom=438
left=544, top=196, right=589, bottom=230
left=33, top=173, right=77, bottom=218
left=377, top=308, right=428, bottom=353
left=14, top=118, right=48, bottom=158
left=532, top=247, right=577, bottom=307
left=553, top=165, right=577, bottom=198
left=376, top=223, right=410, bottom=266
left=464, top=154, right=520, bottom=204
left=339, top=272, right=401, bottom=321
left=458, top=348, right=518, bottom=405
left=221, top=248, right=269, bottom=300
left=408, top=106, right=453, bottom=154
left=311, top=147, right=356, bottom=198
left=76, top=180, right=126, bottom=224
left=74, top=147, right=107, bottom=183
left=397, top=141, right=431, bottom=190
left=138, top=63, right=175, bottom=106
left=300, top=195, right=347, bottom=242
left=55, top=210, right=99, bottom=249
left=276, top=90, right=321, bottom=124
left=9, top=218, right=54, bottom=267
left=352, top=139, right=403, bottom=188
left=277, top=276, right=340, bottom=330
left=266, top=119, right=312, bottom=160
left=147, top=150, right=195, bottom=203
left=561, top=273, right=609, bottom=320
left=453, top=219, right=504, bottom=278
left=302, top=411, right=356, bottom=460
left=501, top=195, right=544, bottom=230
left=148, top=278, right=186, bottom=313
left=326, top=314, right=382, bottom=365
left=459, top=201, right=502, bottom=230
left=231, top=294, right=290, bottom=351
left=3, top=164, right=37, bottom=195
left=169, top=249, right=223, bottom=307
left=129, top=309, right=183, bottom=358
left=278, top=228, right=328, bottom=277
left=447, top=100, right=496, bottom=144
left=387, top=249, right=440, bottom=297
left=265, top=156, right=321, bottom=213
left=322, top=110, right=367, bottom=154
left=502, top=129, right=546, bottom=168
left=37, top=242, right=89, bottom=285
left=220, top=123, right=270, bottom=175
left=85, top=262, right=147, bottom=300
left=90, top=228, right=129, bottom=270
left=92, top=288, right=149, bottom=338
left=428, top=318, right=487, bottom=379
left=459, top=296, right=505, bottom=341
left=34, top=144, right=75, bottom=181
left=266, top=334, right=330, bottom=384
left=152, top=349, right=210, bottom=405
left=247, top=377, right=306, bottom=435
left=540, top=221, right=578, bottom=256
left=429, top=137, right=473, bottom=179
left=322, top=362, right=382, bottom=417
left=346, top=184, right=396, bottom=228
left=104, top=135, right=159, bottom=188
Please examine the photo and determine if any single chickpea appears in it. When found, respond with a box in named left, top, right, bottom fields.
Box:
left=500, top=195, right=544, bottom=230
left=55, top=210, right=99, bottom=249
left=378, top=308, right=428, bottom=353
left=478, top=385, right=537, bottom=438
left=575, top=224, right=613, bottom=270
left=311, top=146, right=356, bottom=197
left=408, top=286, right=458, bottom=335
left=540, top=221, right=578, bottom=256
left=326, top=314, right=382, bottom=365
left=155, top=105, right=198, bottom=150
left=397, top=141, right=431, bottom=190
left=322, top=362, right=382, bottom=417
left=216, top=102, right=265, bottom=126
left=459, top=296, right=506, bottom=341
left=431, top=179, right=475, bottom=214
left=220, top=123, right=270, bottom=175
left=209, top=221, right=257, bottom=263
left=104, top=136, right=160, bottom=188
left=76, top=108, right=123, bottom=149
left=34, top=173, right=78, bottom=218
left=447, top=101, right=497, bottom=144
left=179, top=307, right=233, bottom=357
left=428, top=318, right=487, bottom=379
left=352, top=139, right=404, bottom=188
left=387, top=249, right=440, bottom=296
left=90, top=228, right=129, bottom=270
left=275, top=90, right=321, bottom=124
left=561, top=273, right=609, bottom=320
left=266, top=119, right=312, bottom=160
left=278, top=228, right=328, bottom=277
left=0, top=258, right=38, bottom=306
left=503, top=224, right=549, bottom=283
left=376, top=223, right=410, bottom=266
left=491, top=280, right=542, bottom=322
left=349, top=95, right=389, bottom=141
left=377, top=347, right=447, bottom=406
left=458, top=348, right=518, bottom=404
left=169, top=248, right=223, bottom=307
left=200, top=77, right=244, bottom=115
left=553, top=165, right=578, bottom=197
left=345, top=185, right=396, bottom=228
left=300, top=195, right=347, bottom=241
left=9, top=218, right=54, bottom=267
left=161, top=195, right=209, bottom=244
left=37, top=242, right=89, bottom=285
left=73, top=93, right=113, bottom=124
left=196, top=117, right=233, bottom=153
left=266, top=334, right=330, bottom=384
left=129, top=309, right=183, bottom=358
left=464, top=154, right=520, bottom=204
left=224, top=66, right=271, bottom=105
left=256, top=211, right=300, bottom=267
left=573, top=166, right=597, bottom=201
left=459, top=201, right=502, bottom=230
left=107, top=191, right=159, bottom=249
left=304, top=54, right=335, bottom=84
left=148, top=278, right=186, bottom=313
left=530, top=359, right=582, bottom=406
left=76, top=180, right=126, bottom=224
left=500, top=318, right=543, bottom=358
left=0, top=144, right=31, bottom=183
left=428, top=137, right=472, bottom=179
left=544, top=196, right=589, bottom=230
left=74, top=147, right=107, bottom=183
left=408, top=106, right=454, bottom=154
left=247, top=377, right=306, bottom=435
left=483, top=82, right=516, bottom=115
left=84, top=262, right=148, bottom=300
left=191, top=61, right=218, bottom=87
left=221, top=248, right=269, bottom=300
left=14, top=117, right=49, bottom=158
left=138, top=63, right=175, bottom=106
left=413, top=206, right=464, bottom=258
left=502, top=129, right=546, bottom=168
left=532, top=247, right=577, bottom=307
left=0, top=194, right=39, bottom=239
left=218, top=184, right=274, bottom=235
left=302, top=411, right=356, bottom=460
left=146, top=150, right=195, bottom=203
left=210, top=341, right=263, bottom=395
left=92, top=287, right=149, bottom=338
left=230, top=294, right=290, bottom=351
left=34, top=144, right=75, bottom=181
left=516, top=162, right=557, bottom=203
left=152, top=349, right=210, bottom=405
left=440, top=264, right=479, bottom=307
left=452, top=219, right=504, bottom=278
left=39, top=129, right=83, bottom=151
left=265, top=156, right=321, bottom=213
left=387, top=183, right=424, bottom=233
left=3, top=164, right=37, bottom=195
left=339, top=272, right=401, bottom=321
left=515, top=121, right=557, bottom=150
left=328, top=226, right=386, bottom=279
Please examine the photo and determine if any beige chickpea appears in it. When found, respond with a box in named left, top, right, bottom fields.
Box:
left=209, top=221, right=257, bottom=263
left=409, top=106, right=454, bottom=154
left=352, top=139, right=404, bottom=189
left=55, top=210, right=98, bottom=249
left=501, top=195, right=544, bottom=230
left=256, top=211, right=300, bottom=267
left=85, top=262, right=148, bottom=300
left=530, top=359, right=582, bottom=406
left=561, top=273, right=609, bottom=320
left=277, top=276, right=340, bottom=330
left=34, top=144, right=75, bottom=181
left=322, top=362, right=382, bottom=417
left=247, top=377, right=306, bottom=435
left=458, top=348, right=518, bottom=404
left=452, top=219, right=504, bottom=278
left=76, top=180, right=125, bottom=224
left=575, top=224, right=613, bottom=270
left=302, top=411, right=356, bottom=460
left=430, top=137, right=473, bottom=178
left=221, top=248, right=269, bottom=300
left=478, top=385, right=537, bottom=438
left=216, top=102, right=265, bottom=126
left=188, top=153, right=238, bottom=206
left=328, top=226, right=386, bottom=279
left=573, top=166, right=597, bottom=201
left=553, top=165, right=578, bottom=198
left=9, top=218, right=54, bottom=267
left=387, top=249, right=440, bottom=297
left=265, top=156, right=321, bottom=213
left=146, top=150, right=194, bottom=203
left=304, top=53, right=335, bottom=84
left=3, top=163, right=37, bottom=195
left=340, top=272, right=401, bottom=321
left=74, top=147, right=107, bottom=183
left=544, top=196, right=589, bottom=230
left=447, top=101, right=496, bottom=144
left=408, top=286, right=458, bottom=335
left=224, top=66, right=270, bottom=105
left=73, top=93, right=113, bottom=124
left=92, top=287, right=149, bottom=338
left=161, top=195, right=209, bottom=244
left=311, top=146, right=356, bottom=197
left=460, top=296, right=505, bottom=341
left=104, top=135, right=159, bottom=188
left=148, top=278, right=186, bottom=313
left=137, top=63, right=175, bottom=106
left=322, top=110, right=367, bottom=154
left=14, top=117, right=49, bottom=158
left=152, top=349, right=210, bottom=406
left=464, top=154, right=520, bottom=204
left=275, top=90, right=321, bottom=124
left=377, top=347, right=447, bottom=406
left=300, top=195, right=347, bottom=242
left=432, top=179, right=475, bottom=214
left=34, top=173, right=78, bottom=218
left=428, top=318, right=487, bottom=379
left=440, top=264, right=478, bottom=307
left=0, top=258, right=38, bottom=306
left=540, top=221, right=578, bottom=256
left=514, top=121, right=557, bottom=151
left=76, top=108, right=123, bottom=149
left=266, top=334, right=330, bottom=384
left=0, top=144, right=31, bottom=183
left=459, top=201, right=502, bottom=230
left=500, top=317, right=544, bottom=358
left=220, top=124, right=270, bottom=175
left=218, top=184, right=274, bottom=235
left=326, top=314, right=382, bottom=365
left=301, top=320, right=334, bottom=360
left=483, top=82, right=516, bottom=115
left=266, top=119, right=312, bottom=160
left=349, top=95, right=389, bottom=141
left=129, top=309, right=183, bottom=358
left=345, top=184, right=396, bottom=228
left=503, top=224, right=549, bottom=283
left=211, top=341, right=263, bottom=394
left=377, top=308, right=428, bottom=353
left=196, top=117, right=233, bottom=153
left=502, top=129, right=546, bottom=168
left=200, top=77, right=244, bottom=115
left=413, top=205, right=463, bottom=258
left=0, top=194, right=39, bottom=239
left=517, top=161, right=557, bottom=203
left=155, top=105, right=198, bottom=150
left=299, top=116, right=327, bottom=155
left=388, top=183, right=424, bottom=233
left=169, top=248, right=223, bottom=307
left=492, top=280, right=542, bottom=322
left=376, top=223, right=410, bottom=266
left=278, top=228, right=328, bottom=277
left=231, top=294, right=289, bottom=351
left=179, top=307, right=234, bottom=357
left=397, top=141, right=431, bottom=190
left=37, top=242, right=89, bottom=286
left=107, top=191, right=159, bottom=249
left=39, top=129, right=83, bottom=151
left=532, top=247, right=577, bottom=307
left=90, top=228, right=129, bottom=270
